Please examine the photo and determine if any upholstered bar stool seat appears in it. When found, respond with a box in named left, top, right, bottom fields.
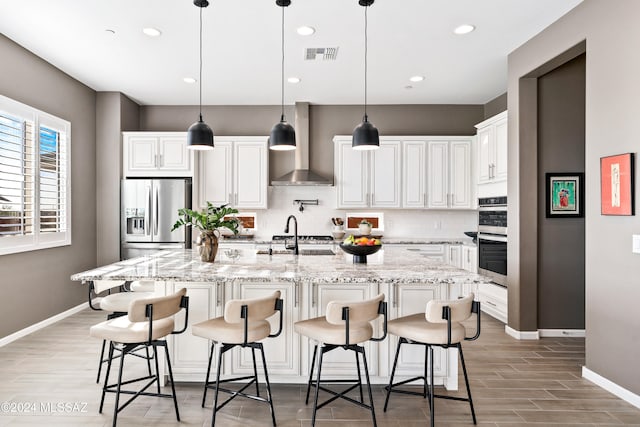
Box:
left=294, top=293, right=387, bottom=427
left=384, top=293, right=481, bottom=427
left=97, top=291, right=154, bottom=313
left=387, top=313, right=467, bottom=345
left=89, top=288, right=189, bottom=427
left=192, top=291, right=283, bottom=427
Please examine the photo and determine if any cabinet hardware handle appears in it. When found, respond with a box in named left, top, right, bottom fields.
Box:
left=467, top=250, right=470, bottom=263
left=159, top=154, right=163, bottom=167
left=228, top=193, right=233, bottom=204
left=423, top=193, right=427, bottom=207
left=485, top=300, right=497, bottom=307
left=235, top=193, right=238, bottom=205
left=392, top=284, right=398, bottom=308
left=294, top=282, right=299, bottom=307
left=216, top=283, right=221, bottom=307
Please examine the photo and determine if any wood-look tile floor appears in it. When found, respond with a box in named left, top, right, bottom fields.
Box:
left=0, top=309, right=639, bottom=426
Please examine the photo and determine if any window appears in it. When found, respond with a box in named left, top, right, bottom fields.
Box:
left=0, top=95, right=71, bottom=255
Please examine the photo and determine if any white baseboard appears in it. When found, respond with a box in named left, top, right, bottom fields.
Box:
left=583, top=367, right=640, bottom=409
left=505, top=325, right=540, bottom=340
left=0, top=302, right=88, bottom=347
left=539, top=329, right=585, bottom=337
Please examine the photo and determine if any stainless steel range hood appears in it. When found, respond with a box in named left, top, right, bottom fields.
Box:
left=271, top=102, right=333, bottom=186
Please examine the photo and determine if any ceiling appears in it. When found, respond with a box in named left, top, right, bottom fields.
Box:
left=0, top=0, right=582, bottom=106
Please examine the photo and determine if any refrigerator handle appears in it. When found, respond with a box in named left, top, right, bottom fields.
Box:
left=145, top=185, right=151, bottom=236
left=154, top=185, right=159, bottom=236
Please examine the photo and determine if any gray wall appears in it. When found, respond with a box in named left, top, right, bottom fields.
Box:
left=537, top=54, right=585, bottom=329
left=0, top=34, right=96, bottom=337
left=508, top=0, right=640, bottom=394
left=96, top=93, right=140, bottom=264
left=484, top=93, right=507, bottom=119
left=140, top=104, right=483, bottom=182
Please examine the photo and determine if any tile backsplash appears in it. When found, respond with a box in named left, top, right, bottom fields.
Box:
left=237, top=186, right=477, bottom=239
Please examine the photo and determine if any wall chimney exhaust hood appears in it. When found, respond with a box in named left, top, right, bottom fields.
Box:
left=271, top=102, right=333, bottom=186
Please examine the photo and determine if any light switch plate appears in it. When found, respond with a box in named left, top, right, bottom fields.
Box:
left=633, top=235, right=640, bottom=254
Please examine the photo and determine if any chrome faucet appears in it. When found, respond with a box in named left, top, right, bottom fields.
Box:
left=284, top=215, right=299, bottom=255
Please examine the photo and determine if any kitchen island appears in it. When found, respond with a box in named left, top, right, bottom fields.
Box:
left=72, top=246, right=491, bottom=389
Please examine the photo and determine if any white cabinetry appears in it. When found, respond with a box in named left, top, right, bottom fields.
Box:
left=402, top=140, right=428, bottom=208
left=446, top=244, right=462, bottom=268
left=168, top=282, right=222, bottom=381
left=230, top=282, right=300, bottom=376
left=198, top=137, right=268, bottom=209
left=478, top=282, right=507, bottom=323
left=334, top=137, right=401, bottom=209
left=461, top=246, right=477, bottom=273
left=476, top=111, right=507, bottom=185
left=123, top=132, right=193, bottom=177
left=307, top=282, right=379, bottom=376
left=427, top=139, right=473, bottom=209
left=388, top=283, right=453, bottom=388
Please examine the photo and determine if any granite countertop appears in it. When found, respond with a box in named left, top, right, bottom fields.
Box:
left=219, top=237, right=476, bottom=247
left=71, top=246, right=489, bottom=285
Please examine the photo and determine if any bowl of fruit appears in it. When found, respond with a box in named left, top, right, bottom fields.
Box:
left=339, top=235, right=382, bottom=263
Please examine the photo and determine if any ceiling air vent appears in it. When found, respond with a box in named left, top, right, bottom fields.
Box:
left=305, top=47, right=339, bottom=61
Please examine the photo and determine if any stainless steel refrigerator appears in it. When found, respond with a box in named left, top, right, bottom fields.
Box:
left=121, top=178, right=192, bottom=259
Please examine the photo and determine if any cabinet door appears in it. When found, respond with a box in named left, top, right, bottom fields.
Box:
left=308, top=283, right=378, bottom=376
left=335, top=139, right=369, bottom=208
left=125, top=136, right=157, bottom=174
left=389, top=284, right=448, bottom=380
left=233, top=140, right=268, bottom=209
left=427, top=141, right=449, bottom=208
left=169, top=282, right=222, bottom=381
left=477, top=127, right=492, bottom=184
left=199, top=141, right=232, bottom=208
left=494, top=119, right=508, bottom=182
left=230, top=282, right=300, bottom=376
left=449, top=140, right=472, bottom=208
left=370, top=140, right=402, bottom=208
left=402, top=141, right=427, bottom=208
left=447, top=244, right=462, bottom=268
left=461, top=246, right=478, bottom=273
left=158, top=135, right=191, bottom=174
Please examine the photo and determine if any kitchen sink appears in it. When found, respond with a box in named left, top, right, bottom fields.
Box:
left=256, top=249, right=335, bottom=256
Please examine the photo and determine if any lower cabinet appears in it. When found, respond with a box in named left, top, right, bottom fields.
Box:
left=461, top=245, right=478, bottom=273
left=229, top=282, right=301, bottom=377
left=478, top=282, right=508, bottom=323
left=306, top=283, right=379, bottom=377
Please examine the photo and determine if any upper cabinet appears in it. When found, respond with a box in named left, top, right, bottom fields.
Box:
left=334, top=137, right=402, bottom=209
left=198, top=137, right=268, bottom=209
left=475, top=111, right=507, bottom=185
left=426, top=138, right=473, bottom=209
left=123, top=132, right=194, bottom=177
left=335, top=136, right=475, bottom=210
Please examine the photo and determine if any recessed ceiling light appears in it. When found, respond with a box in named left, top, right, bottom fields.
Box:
left=409, top=75, right=424, bottom=82
left=454, top=24, right=475, bottom=35
left=287, top=77, right=301, bottom=84
left=142, top=27, right=162, bottom=37
left=297, top=26, right=316, bottom=36
left=183, top=77, right=197, bottom=84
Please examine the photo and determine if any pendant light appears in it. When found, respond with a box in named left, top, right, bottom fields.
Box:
left=269, top=0, right=296, bottom=151
left=352, top=0, right=379, bottom=150
left=187, top=0, right=214, bottom=150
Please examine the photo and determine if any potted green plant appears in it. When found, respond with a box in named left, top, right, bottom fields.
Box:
left=172, top=202, right=240, bottom=262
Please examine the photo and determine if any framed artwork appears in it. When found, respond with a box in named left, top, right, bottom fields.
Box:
left=545, top=172, right=584, bottom=218
left=600, top=153, right=635, bottom=216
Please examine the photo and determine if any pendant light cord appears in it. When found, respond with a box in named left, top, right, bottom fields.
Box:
left=199, top=5, right=203, bottom=120
left=280, top=5, right=285, bottom=121
left=364, top=4, right=368, bottom=120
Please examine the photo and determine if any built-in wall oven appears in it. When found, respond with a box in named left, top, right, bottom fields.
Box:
left=478, top=196, right=507, bottom=287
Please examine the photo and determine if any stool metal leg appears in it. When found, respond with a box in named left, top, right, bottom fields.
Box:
left=211, top=344, right=224, bottom=427
left=311, top=345, right=324, bottom=427
left=359, top=346, right=377, bottom=427
left=112, top=345, right=126, bottom=427
left=429, top=345, right=434, bottom=427
left=154, top=346, right=161, bottom=395
left=355, top=349, right=364, bottom=403
left=425, top=344, right=431, bottom=408
left=305, top=344, right=318, bottom=404
left=252, top=346, right=260, bottom=397
left=99, top=342, right=115, bottom=413
left=383, top=338, right=402, bottom=412
left=163, top=342, right=180, bottom=422
left=96, top=339, right=107, bottom=383
left=258, top=343, right=277, bottom=427
left=202, top=342, right=216, bottom=407
left=458, top=343, right=477, bottom=424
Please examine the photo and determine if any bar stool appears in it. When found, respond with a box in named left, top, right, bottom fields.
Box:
left=88, top=280, right=156, bottom=383
left=383, top=293, right=481, bottom=427
left=294, top=293, right=387, bottom=427
left=89, top=288, right=189, bottom=427
left=192, top=290, right=283, bottom=427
